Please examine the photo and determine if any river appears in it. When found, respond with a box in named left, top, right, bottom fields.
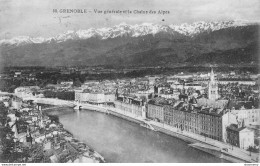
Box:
left=48, top=107, right=227, bottom=163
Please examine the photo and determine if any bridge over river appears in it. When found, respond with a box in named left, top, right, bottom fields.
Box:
left=0, top=92, right=75, bottom=108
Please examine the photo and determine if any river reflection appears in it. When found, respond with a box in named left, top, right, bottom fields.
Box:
left=54, top=108, right=227, bottom=163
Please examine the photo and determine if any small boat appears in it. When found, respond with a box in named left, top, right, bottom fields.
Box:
left=74, top=105, right=82, bottom=110
left=106, top=110, right=110, bottom=115
left=140, top=122, right=157, bottom=131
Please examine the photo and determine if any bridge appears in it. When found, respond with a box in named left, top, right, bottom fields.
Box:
left=0, top=92, right=75, bottom=109
left=0, top=92, right=15, bottom=96
left=40, top=105, right=68, bottom=111
left=14, top=96, right=75, bottom=108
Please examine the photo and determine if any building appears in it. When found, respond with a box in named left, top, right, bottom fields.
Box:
left=172, top=102, right=238, bottom=142
left=147, top=99, right=166, bottom=122
left=14, top=72, right=22, bottom=78
left=146, top=76, right=159, bottom=85
left=221, top=111, right=238, bottom=142
left=75, top=90, right=115, bottom=104
left=184, top=83, right=204, bottom=91
left=173, top=104, right=201, bottom=135
left=60, top=81, right=73, bottom=85
left=14, top=86, right=40, bottom=98
left=198, top=108, right=223, bottom=141
left=158, top=88, right=180, bottom=100
left=132, top=89, right=153, bottom=101
left=226, top=124, right=240, bottom=147
left=11, top=97, right=23, bottom=110
left=114, top=95, right=146, bottom=118
left=208, top=68, right=218, bottom=101
left=196, top=97, right=228, bottom=109
left=74, top=89, right=86, bottom=102
left=88, top=93, right=106, bottom=104
left=226, top=124, right=255, bottom=149
left=163, top=105, right=174, bottom=126
left=218, top=80, right=256, bottom=85
left=231, top=107, right=260, bottom=126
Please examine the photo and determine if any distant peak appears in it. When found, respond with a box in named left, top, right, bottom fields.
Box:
left=0, top=20, right=256, bottom=46
left=141, top=23, right=156, bottom=26
left=118, top=22, right=128, bottom=26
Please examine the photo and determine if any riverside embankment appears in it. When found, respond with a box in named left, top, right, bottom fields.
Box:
left=29, top=98, right=258, bottom=163
left=38, top=104, right=106, bottom=163
left=55, top=107, right=226, bottom=163
left=104, top=106, right=258, bottom=163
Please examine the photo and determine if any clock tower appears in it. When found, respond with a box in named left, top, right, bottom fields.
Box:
left=208, top=68, right=218, bottom=101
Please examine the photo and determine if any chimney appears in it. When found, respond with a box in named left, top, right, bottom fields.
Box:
left=242, top=119, right=245, bottom=128
left=216, top=108, right=222, bottom=114
left=209, top=107, right=213, bottom=113
left=191, top=105, right=194, bottom=111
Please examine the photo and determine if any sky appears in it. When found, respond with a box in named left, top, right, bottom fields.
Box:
left=0, top=0, right=259, bottom=39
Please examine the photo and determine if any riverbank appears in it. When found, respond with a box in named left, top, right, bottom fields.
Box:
left=102, top=106, right=258, bottom=163
left=43, top=107, right=105, bottom=163
left=24, top=97, right=259, bottom=163
left=2, top=97, right=106, bottom=163
left=74, top=103, right=237, bottom=162
left=58, top=108, right=227, bottom=163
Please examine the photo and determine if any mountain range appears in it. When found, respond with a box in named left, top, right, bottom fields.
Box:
left=0, top=20, right=259, bottom=67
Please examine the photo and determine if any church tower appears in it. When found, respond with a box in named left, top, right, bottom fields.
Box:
left=208, top=68, right=218, bottom=101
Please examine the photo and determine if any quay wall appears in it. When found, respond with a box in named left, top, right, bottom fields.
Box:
left=21, top=98, right=257, bottom=163
left=104, top=106, right=255, bottom=163
left=108, top=109, right=143, bottom=124
left=34, top=98, right=74, bottom=107
left=79, top=103, right=107, bottom=113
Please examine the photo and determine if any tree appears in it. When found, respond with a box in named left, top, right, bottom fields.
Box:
left=0, top=123, right=15, bottom=162
left=30, top=144, right=45, bottom=162
left=48, top=115, right=59, bottom=123
left=0, top=103, right=8, bottom=125
left=73, top=78, right=82, bottom=87
left=43, top=90, right=56, bottom=98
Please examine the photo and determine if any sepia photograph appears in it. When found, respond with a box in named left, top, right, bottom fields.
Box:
left=0, top=0, right=259, bottom=164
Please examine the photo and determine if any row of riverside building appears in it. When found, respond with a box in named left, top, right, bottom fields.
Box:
left=109, top=69, right=256, bottom=150
left=72, top=69, right=257, bottom=150
left=113, top=94, right=254, bottom=149
left=147, top=99, right=224, bottom=141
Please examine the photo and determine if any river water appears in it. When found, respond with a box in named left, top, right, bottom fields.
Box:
left=50, top=107, right=227, bottom=163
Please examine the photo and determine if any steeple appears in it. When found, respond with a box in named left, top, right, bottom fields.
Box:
left=208, top=67, right=218, bottom=101
left=210, top=67, right=215, bottom=83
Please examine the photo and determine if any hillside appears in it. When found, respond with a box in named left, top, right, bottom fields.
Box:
left=0, top=21, right=258, bottom=67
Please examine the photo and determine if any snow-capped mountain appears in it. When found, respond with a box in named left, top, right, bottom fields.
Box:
left=169, top=21, right=238, bottom=36
left=0, top=20, right=257, bottom=46
left=0, top=19, right=258, bottom=67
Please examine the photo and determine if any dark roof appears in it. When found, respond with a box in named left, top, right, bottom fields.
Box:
left=174, top=102, right=223, bottom=116
left=227, top=124, right=239, bottom=131
left=227, top=124, right=246, bottom=132
left=199, top=108, right=223, bottom=117
left=148, top=97, right=169, bottom=105
left=179, top=94, right=188, bottom=98
left=227, top=100, right=254, bottom=110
